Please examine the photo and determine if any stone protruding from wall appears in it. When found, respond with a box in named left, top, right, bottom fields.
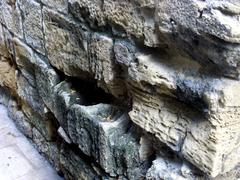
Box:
left=0, top=0, right=240, bottom=179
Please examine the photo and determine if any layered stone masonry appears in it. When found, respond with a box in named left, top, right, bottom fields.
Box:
left=0, top=0, right=240, bottom=179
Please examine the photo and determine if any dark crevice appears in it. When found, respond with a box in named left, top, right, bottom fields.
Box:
left=51, top=65, right=66, bottom=82
left=51, top=62, right=128, bottom=108
left=65, top=76, right=118, bottom=106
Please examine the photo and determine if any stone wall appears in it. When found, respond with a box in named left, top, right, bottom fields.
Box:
left=0, top=0, right=240, bottom=179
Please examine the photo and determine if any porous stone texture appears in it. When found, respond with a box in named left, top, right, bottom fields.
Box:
left=0, top=0, right=240, bottom=179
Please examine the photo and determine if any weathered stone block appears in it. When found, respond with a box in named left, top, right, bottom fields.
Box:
left=103, top=0, right=144, bottom=38
left=14, top=38, right=45, bottom=115
left=67, top=103, right=152, bottom=178
left=41, top=0, right=68, bottom=14
left=32, top=127, right=60, bottom=171
left=0, top=0, right=23, bottom=38
left=67, top=104, right=129, bottom=174
left=52, top=81, right=83, bottom=129
left=60, top=144, right=101, bottom=180
left=88, top=33, right=126, bottom=98
left=21, top=102, right=55, bottom=141
left=146, top=156, right=202, bottom=180
left=88, top=33, right=114, bottom=84
left=43, top=8, right=90, bottom=78
left=14, top=38, right=37, bottom=86
left=129, top=85, right=191, bottom=152
left=68, top=0, right=105, bottom=28
left=14, top=37, right=62, bottom=119
left=7, top=98, right=33, bottom=138
left=0, top=56, right=17, bottom=93
left=156, top=0, right=240, bottom=78
left=34, top=55, right=61, bottom=112
left=18, top=0, right=45, bottom=54
left=0, top=23, right=15, bottom=59
left=128, top=53, right=240, bottom=176
left=112, top=127, right=151, bottom=179
left=16, top=73, right=43, bottom=113
left=0, top=24, right=8, bottom=57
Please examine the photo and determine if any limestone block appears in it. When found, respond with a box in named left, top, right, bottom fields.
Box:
left=60, top=144, right=101, bottom=180
left=129, top=82, right=240, bottom=177
left=32, top=128, right=60, bottom=171
left=68, top=0, right=105, bottom=27
left=11, top=110, right=33, bottom=138
left=67, top=104, right=150, bottom=178
left=103, top=0, right=144, bottom=38
left=128, top=53, right=204, bottom=109
left=146, top=156, right=203, bottom=180
left=67, top=104, right=129, bottom=175
left=18, top=0, right=45, bottom=54
left=0, top=56, right=17, bottom=93
left=112, top=127, right=151, bottom=179
left=14, top=38, right=37, bottom=86
left=21, top=103, right=54, bottom=141
left=14, top=37, right=62, bottom=117
left=67, top=103, right=152, bottom=178
left=41, top=0, right=68, bottom=14
left=14, top=39, right=45, bottom=115
left=0, top=0, right=23, bottom=38
left=129, top=52, right=240, bottom=112
left=128, top=84, right=191, bottom=152
left=69, top=0, right=154, bottom=41
left=0, top=23, right=15, bottom=59
left=88, top=33, right=125, bottom=98
left=157, top=0, right=240, bottom=44
left=156, top=0, right=240, bottom=78
left=181, top=107, right=240, bottom=177
left=88, top=33, right=114, bottom=84
left=34, top=54, right=60, bottom=113
left=0, top=24, right=8, bottom=57
left=17, top=73, right=44, bottom=115
left=128, top=53, right=177, bottom=96
left=43, top=8, right=90, bottom=78
left=128, top=52, right=240, bottom=176
left=52, top=81, right=83, bottom=129
left=7, top=98, right=33, bottom=138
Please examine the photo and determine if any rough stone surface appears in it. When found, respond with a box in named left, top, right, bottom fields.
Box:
left=1, top=0, right=240, bottom=179
left=19, top=0, right=45, bottom=54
